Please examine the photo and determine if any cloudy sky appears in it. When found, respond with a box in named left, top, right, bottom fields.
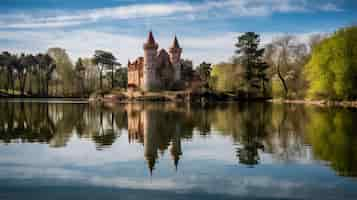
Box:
left=0, top=0, right=356, bottom=65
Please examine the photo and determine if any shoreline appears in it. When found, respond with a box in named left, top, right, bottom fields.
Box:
left=0, top=97, right=88, bottom=103
left=2, top=95, right=357, bottom=109
left=269, top=99, right=357, bottom=108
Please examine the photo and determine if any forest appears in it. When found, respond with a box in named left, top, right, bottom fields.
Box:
left=0, top=26, right=356, bottom=101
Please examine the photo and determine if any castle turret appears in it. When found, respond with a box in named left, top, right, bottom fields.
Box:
left=169, top=35, right=182, bottom=82
left=143, top=31, right=159, bottom=91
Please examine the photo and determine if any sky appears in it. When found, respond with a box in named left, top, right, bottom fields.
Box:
left=0, top=0, right=356, bottom=65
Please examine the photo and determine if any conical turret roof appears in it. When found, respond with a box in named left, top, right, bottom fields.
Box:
left=144, top=31, right=158, bottom=49
left=147, top=31, right=155, bottom=44
left=171, top=35, right=180, bottom=49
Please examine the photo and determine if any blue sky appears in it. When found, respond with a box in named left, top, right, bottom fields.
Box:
left=0, top=0, right=356, bottom=64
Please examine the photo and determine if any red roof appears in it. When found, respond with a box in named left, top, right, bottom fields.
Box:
left=171, top=36, right=180, bottom=49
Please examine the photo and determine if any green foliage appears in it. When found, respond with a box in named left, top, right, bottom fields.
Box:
left=196, top=62, right=211, bottom=83
left=271, top=79, right=285, bottom=98
left=92, top=50, right=118, bottom=90
left=235, top=32, right=270, bottom=97
left=47, top=48, right=75, bottom=96
left=210, top=62, right=241, bottom=92
left=114, top=67, right=128, bottom=89
left=305, top=26, right=357, bottom=100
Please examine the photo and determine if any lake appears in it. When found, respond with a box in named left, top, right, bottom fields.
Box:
left=0, top=101, right=357, bottom=200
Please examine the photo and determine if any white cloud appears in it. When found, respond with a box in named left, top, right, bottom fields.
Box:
left=0, top=2, right=198, bottom=29
left=0, top=29, right=323, bottom=65
left=0, top=0, right=343, bottom=28
left=320, top=2, right=344, bottom=12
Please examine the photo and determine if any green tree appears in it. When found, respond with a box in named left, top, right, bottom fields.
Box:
left=210, top=62, right=241, bottom=92
left=47, top=48, right=74, bottom=96
left=180, top=59, right=195, bottom=83
left=82, top=58, right=99, bottom=95
left=16, top=54, right=29, bottom=96
left=36, top=53, right=56, bottom=96
left=235, top=32, right=269, bottom=97
left=0, top=52, right=17, bottom=94
left=75, top=58, right=86, bottom=97
left=305, top=26, right=357, bottom=100
left=23, top=54, right=38, bottom=95
left=92, top=50, right=117, bottom=90
left=114, top=67, right=128, bottom=89
left=196, top=62, right=212, bottom=88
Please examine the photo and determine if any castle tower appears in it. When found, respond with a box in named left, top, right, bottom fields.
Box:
left=143, top=31, right=159, bottom=91
left=169, top=35, right=182, bottom=82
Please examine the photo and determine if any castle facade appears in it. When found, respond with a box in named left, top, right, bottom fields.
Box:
left=127, top=32, right=183, bottom=91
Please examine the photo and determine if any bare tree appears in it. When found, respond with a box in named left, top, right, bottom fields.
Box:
left=265, top=35, right=309, bottom=98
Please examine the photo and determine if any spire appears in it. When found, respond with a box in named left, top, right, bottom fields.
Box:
left=172, top=35, right=180, bottom=49
left=144, top=31, right=159, bottom=50
left=147, top=31, right=155, bottom=44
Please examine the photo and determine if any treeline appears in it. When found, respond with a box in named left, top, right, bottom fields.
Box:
left=0, top=52, right=55, bottom=96
left=208, top=26, right=357, bottom=101
left=0, top=48, right=127, bottom=97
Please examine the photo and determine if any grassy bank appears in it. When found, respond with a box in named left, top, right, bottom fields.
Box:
left=270, top=99, right=357, bottom=108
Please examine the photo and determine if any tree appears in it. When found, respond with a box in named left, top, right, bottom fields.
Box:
left=308, top=33, right=326, bottom=51
left=0, top=52, right=12, bottom=93
left=235, top=32, right=269, bottom=97
left=305, top=26, right=357, bottom=100
left=181, top=59, right=195, bottom=82
left=114, top=67, right=128, bottom=89
left=265, top=35, right=309, bottom=98
left=23, top=54, right=38, bottom=95
left=0, top=52, right=17, bottom=94
left=75, top=58, right=86, bottom=97
left=210, top=62, right=241, bottom=92
left=92, top=50, right=117, bottom=90
left=36, top=54, right=56, bottom=96
left=81, top=58, right=99, bottom=95
left=17, top=54, right=29, bottom=96
left=196, top=62, right=212, bottom=88
left=47, top=48, right=74, bottom=96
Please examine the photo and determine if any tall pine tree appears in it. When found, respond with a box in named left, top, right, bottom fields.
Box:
left=235, top=32, right=269, bottom=97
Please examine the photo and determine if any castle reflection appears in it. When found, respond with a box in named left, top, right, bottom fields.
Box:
left=127, top=103, right=186, bottom=173
left=0, top=101, right=357, bottom=177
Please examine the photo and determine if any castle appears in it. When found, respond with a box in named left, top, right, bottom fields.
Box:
left=127, top=31, right=183, bottom=91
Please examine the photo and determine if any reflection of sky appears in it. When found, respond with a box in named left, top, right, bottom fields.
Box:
left=1, top=132, right=357, bottom=199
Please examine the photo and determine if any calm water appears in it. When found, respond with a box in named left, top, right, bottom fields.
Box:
left=0, top=101, right=357, bottom=200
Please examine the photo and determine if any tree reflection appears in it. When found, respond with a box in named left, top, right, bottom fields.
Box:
left=306, top=108, right=357, bottom=177
left=235, top=103, right=271, bottom=166
left=0, top=101, right=356, bottom=177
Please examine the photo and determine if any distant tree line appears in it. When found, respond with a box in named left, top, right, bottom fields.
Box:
left=0, top=48, right=125, bottom=97
left=0, top=52, right=56, bottom=96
